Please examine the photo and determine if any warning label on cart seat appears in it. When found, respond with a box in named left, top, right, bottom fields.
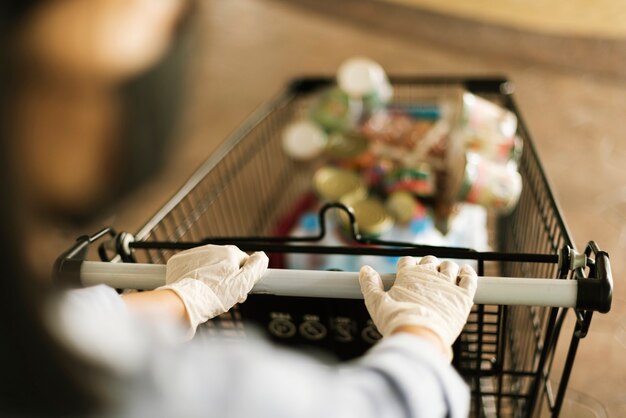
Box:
left=361, top=320, right=382, bottom=344
left=268, top=312, right=296, bottom=339
left=299, top=315, right=327, bottom=341
left=331, top=317, right=356, bottom=342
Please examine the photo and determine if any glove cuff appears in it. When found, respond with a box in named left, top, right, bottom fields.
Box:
left=158, top=278, right=226, bottom=340
left=384, top=317, right=455, bottom=361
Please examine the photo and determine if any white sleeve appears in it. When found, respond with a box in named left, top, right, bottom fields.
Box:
left=54, top=285, right=154, bottom=376
left=115, top=331, right=470, bottom=418
left=56, top=286, right=469, bottom=417
left=62, top=285, right=128, bottom=316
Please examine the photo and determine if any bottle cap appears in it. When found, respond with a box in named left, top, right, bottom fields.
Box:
left=282, top=120, right=327, bottom=161
left=313, top=166, right=367, bottom=203
left=337, top=57, right=389, bottom=99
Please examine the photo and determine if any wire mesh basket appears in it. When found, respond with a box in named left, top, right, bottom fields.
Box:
left=56, top=77, right=612, bottom=418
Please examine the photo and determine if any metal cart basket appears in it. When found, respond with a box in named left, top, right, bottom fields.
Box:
left=56, top=77, right=613, bottom=418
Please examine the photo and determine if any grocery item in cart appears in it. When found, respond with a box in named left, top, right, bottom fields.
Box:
left=453, top=92, right=520, bottom=163
left=313, top=166, right=367, bottom=203
left=384, top=190, right=427, bottom=225
left=310, top=88, right=363, bottom=132
left=282, top=58, right=525, bottom=237
left=337, top=57, right=393, bottom=111
left=361, top=111, right=434, bottom=149
left=338, top=197, right=394, bottom=239
left=281, top=120, right=328, bottom=161
left=383, top=164, right=436, bottom=197
left=325, top=131, right=372, bottom=168
left=458, top=152, right=523, bottom=213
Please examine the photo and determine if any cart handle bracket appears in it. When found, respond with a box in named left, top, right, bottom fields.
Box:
left=575, top=242, right=612, bottom=314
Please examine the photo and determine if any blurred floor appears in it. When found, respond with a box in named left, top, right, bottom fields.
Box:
left=52, top=0, right=625, bottom=416
left=381, top=0, right=626, bottom=38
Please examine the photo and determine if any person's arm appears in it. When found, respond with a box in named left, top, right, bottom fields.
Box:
left=63, top=250, right=474, bottom=417
left=391, top=325, right=449, bottom=357
left=114, top=245, right=268, bottom=339
left=131, top=254, right=474, bottom=418
left=137, top=327, right=469, bottom=418
left=121, top=289, right=188, bottom=324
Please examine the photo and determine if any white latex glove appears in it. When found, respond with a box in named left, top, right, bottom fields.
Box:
left=157, top=245, right=269, bottom=339
left=359, top=256, right=477, bottom=361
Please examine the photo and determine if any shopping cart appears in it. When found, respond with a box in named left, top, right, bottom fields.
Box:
left=55, top=77, right=613, bottom=418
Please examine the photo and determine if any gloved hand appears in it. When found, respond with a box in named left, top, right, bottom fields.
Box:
left=157, top=245, right=269, bottom=339
left=359, top=256, right=477, bottom=361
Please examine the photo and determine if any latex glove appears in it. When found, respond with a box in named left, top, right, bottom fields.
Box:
left=158, top=245, right=269, bottom=339
left=359, top=256, right=477, bottom=361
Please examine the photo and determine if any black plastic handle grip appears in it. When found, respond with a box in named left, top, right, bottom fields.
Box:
left=576, top=242, right=613, bottom=313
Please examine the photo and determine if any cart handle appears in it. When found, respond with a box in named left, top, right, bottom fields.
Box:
left=57, top=260, right=590, bottom=309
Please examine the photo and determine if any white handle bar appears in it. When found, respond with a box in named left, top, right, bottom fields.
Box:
left=80, top=261, right=577, bottom=308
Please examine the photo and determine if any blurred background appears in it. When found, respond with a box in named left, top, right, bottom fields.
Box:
left=33, top=1, right=625, bottom=416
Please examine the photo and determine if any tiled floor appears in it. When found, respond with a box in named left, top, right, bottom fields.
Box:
left=52, top=1, right=625, bottom=416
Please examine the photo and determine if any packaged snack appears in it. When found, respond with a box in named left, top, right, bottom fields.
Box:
left=361, top=112, right=434, bottom=149
left=384, top=164, right=436, bottom=198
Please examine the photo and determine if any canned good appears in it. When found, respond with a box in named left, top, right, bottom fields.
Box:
left=310, top=88, right=362, bottom=132
left=458, top=152, right=522, bottom=213
left=281, top=120, right=328, bottom=161
left=313, top=166, right=367, bottom=203
left=341, top=198, right=394, bottom=238
left=455, top=92, right=519, bottom=163
left=325, top=131, right=370, bottom=160
left=385, top=191, right=427, bottom=224
left=384, top=164, right=436, bottom=197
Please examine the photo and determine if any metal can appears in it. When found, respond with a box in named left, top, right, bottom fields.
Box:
left=325, top=131, right=370, bottom=160
left=340, top=197, right=394, bottom=238
left=313, top=166, right=367, bottom=203
left=458, top=152, right=522, bottom=213
left=281, top=120, right=327, bottom=161
left=384, top=191, right=427, bottom=225
left=454, top=92, right=519, bottom=163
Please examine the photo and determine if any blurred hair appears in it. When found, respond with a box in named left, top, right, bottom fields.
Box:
left=0, top=4, right=107, bottom=417
left=0, top=1, right=195, bottom=414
